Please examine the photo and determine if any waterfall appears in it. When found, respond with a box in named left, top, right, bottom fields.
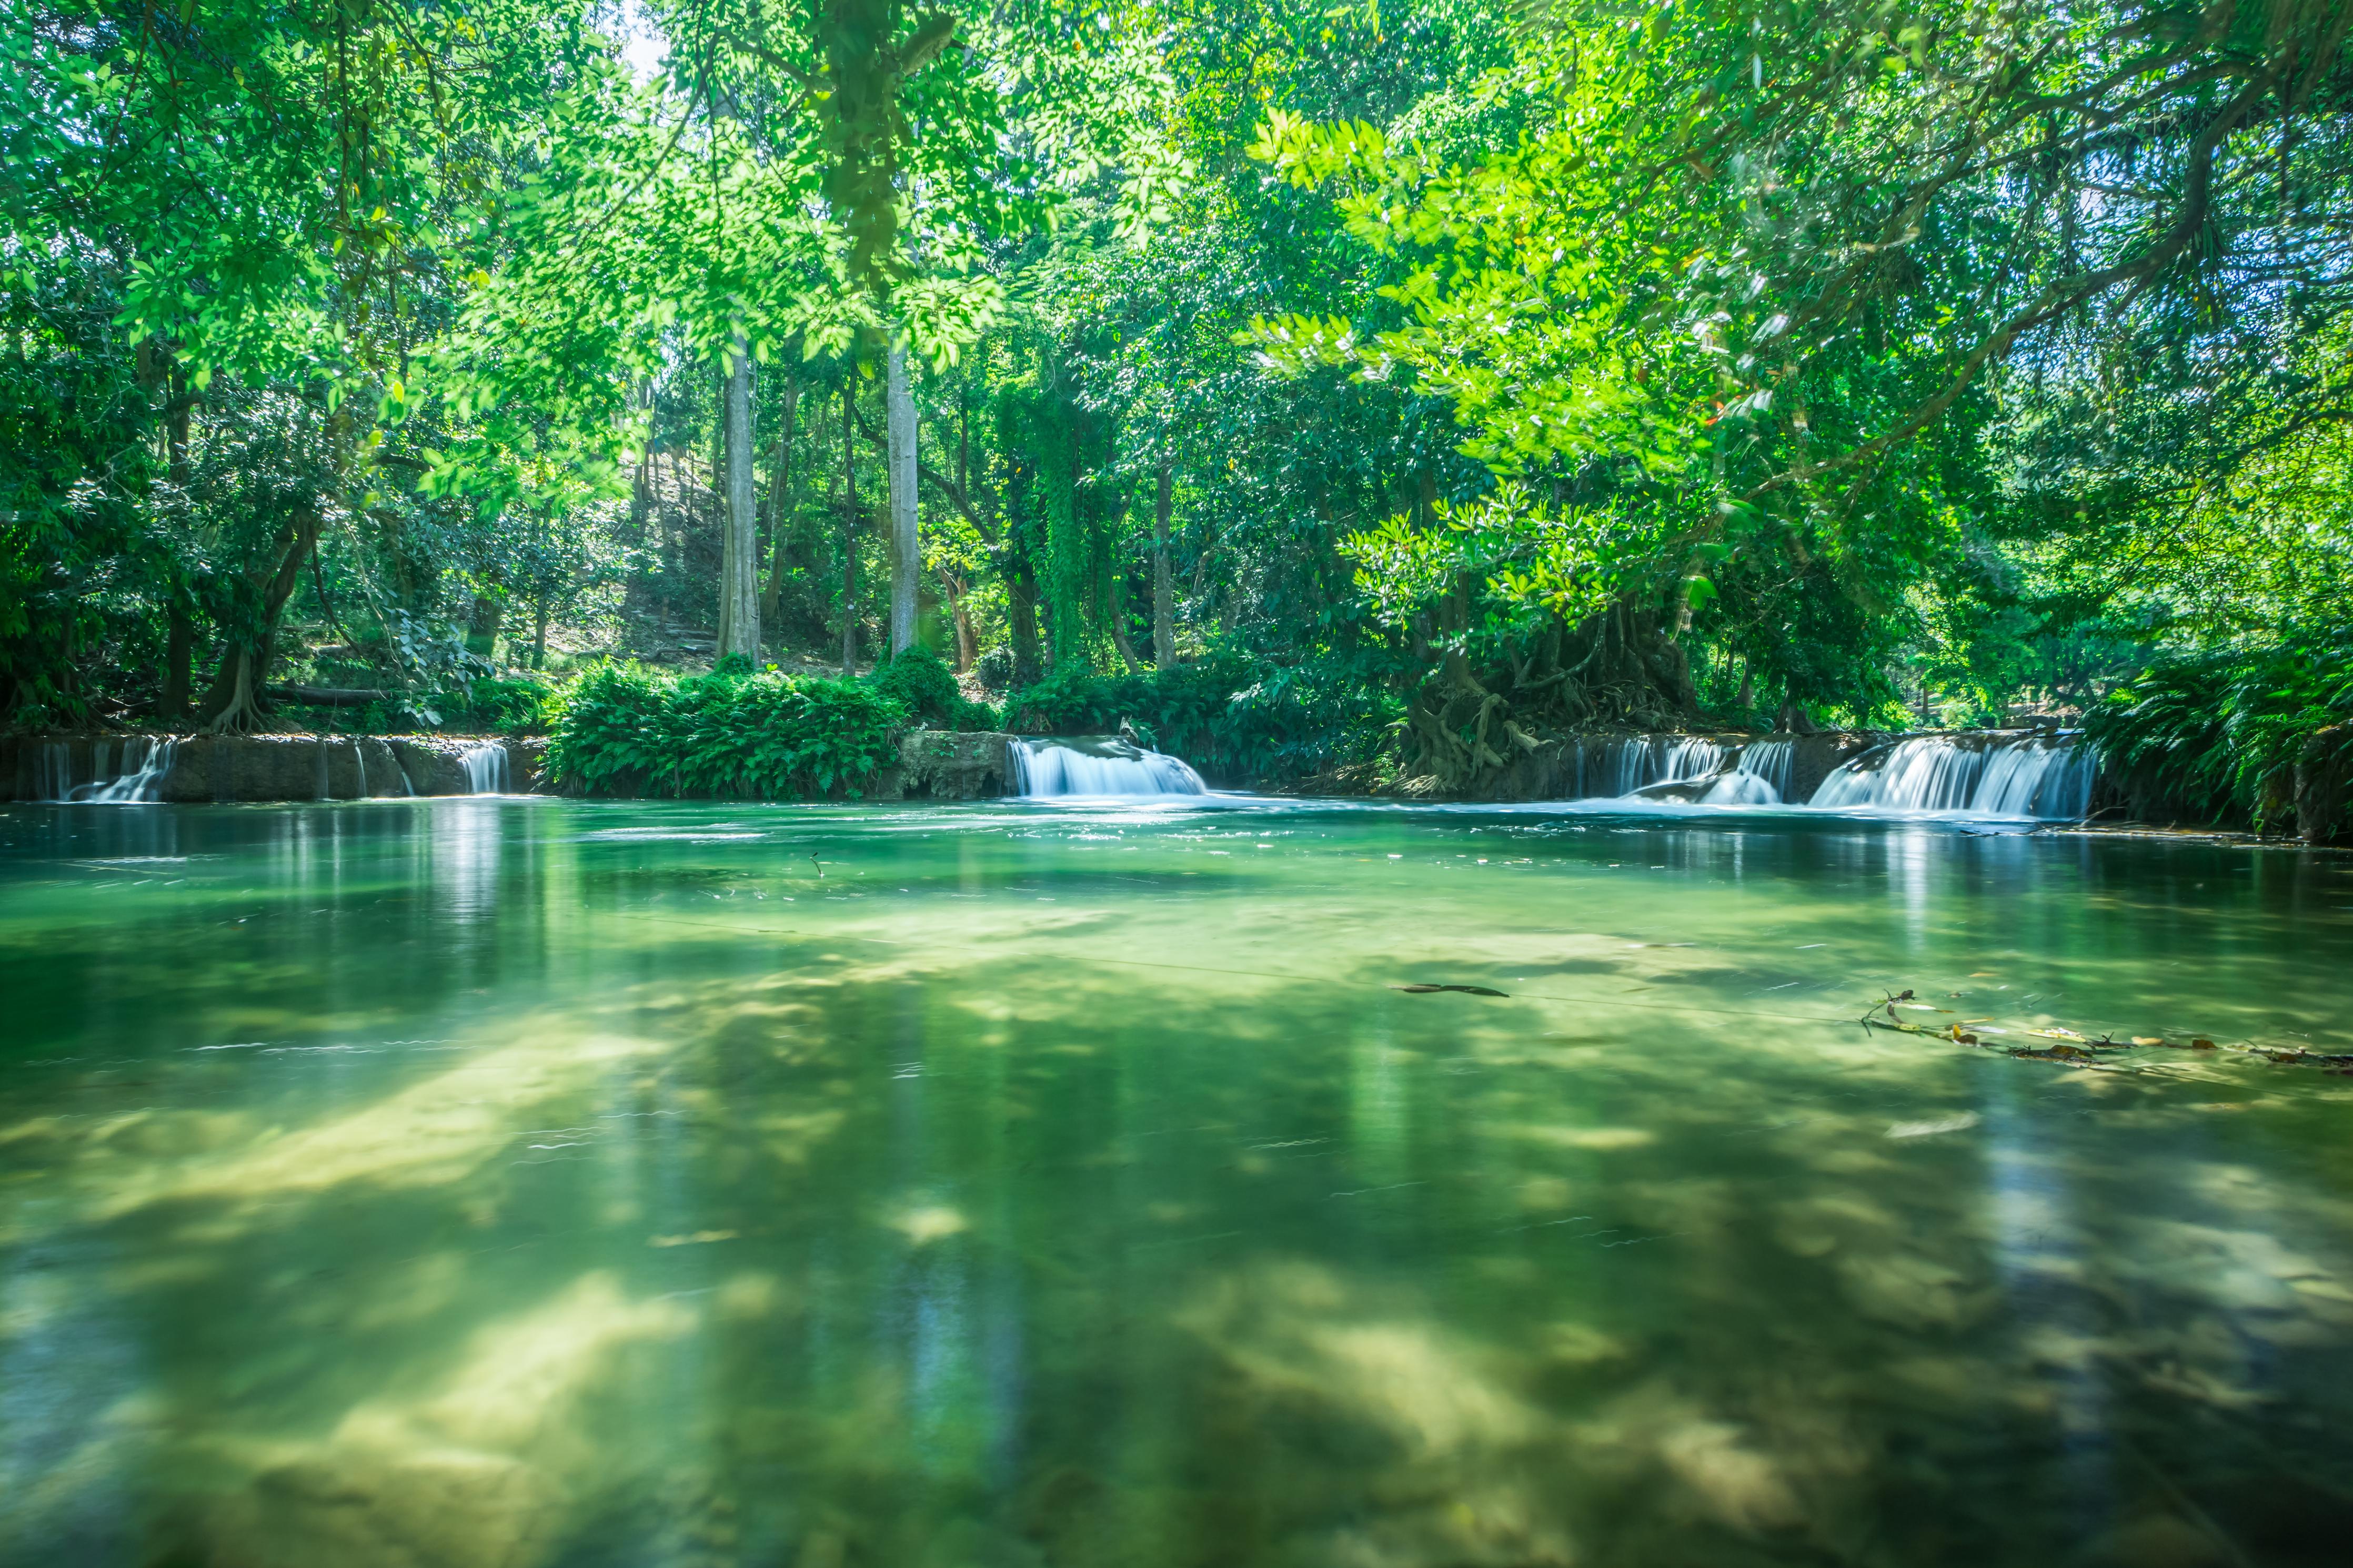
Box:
left=1011, top=737, right=1206, bottom=796
left=1813, top=735, right=2094, bottom=819
left=37, top=743, right=72, bottom=802
left=459, top=741, right=511, bottom=795
left=33, top=737, right=178, bottom=803
left=89, top=738, right=177, bottom=802
left=1607, top=736, right=1725, bottom=796
left=1736, top=739, right=1794, bottom=799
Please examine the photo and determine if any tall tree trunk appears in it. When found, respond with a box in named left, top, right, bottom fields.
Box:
left=198, top=507, right=319, bottom=732
left=1008, top=552, right=1041, bottom=687
left=467, top=592, right=502, bottom=660
left=886, top=341, right=919, bottom=656
left=841, top=378, right=860, bottom=677
left=162, top=606, right=194, bottom=720
left=1152, top=453, right=1175, bottom=668
left=761, top=375, right=799, bottom=632
left=719, top=334, right=760, bottom=661
left=532, top=596, right=550, bottom=670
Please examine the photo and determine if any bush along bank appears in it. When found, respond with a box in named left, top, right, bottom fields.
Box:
left=542, top=644, right=1402, bottom=800
left=2086, top=634, right=2353, bottom=844
left=542, top=655, right=932, bottom=800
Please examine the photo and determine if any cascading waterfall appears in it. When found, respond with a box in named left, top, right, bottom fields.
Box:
left=459, top=741, right=511, bottom=795
left=1552, top=729, right=2096, bottom=818
left=90, top=738, right=178, bottom=802
left=33, top=737, right=179, bottom=803
left=1603, top=736, right=1725, bottom=796
left=1813, top=735, right=2094, bottom=819
left=1011, top=737, right=1206, bottom=796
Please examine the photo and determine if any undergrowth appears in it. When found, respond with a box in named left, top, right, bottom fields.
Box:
left=2086, top=632, right=2353, bottom=832
left=1004, top=647, right=1402, bottom=787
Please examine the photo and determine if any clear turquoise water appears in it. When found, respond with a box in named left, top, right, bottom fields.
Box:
left=3, top=797, right=2351, bottom=1567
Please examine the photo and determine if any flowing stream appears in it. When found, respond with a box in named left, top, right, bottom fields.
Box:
left=2, top=797, right=2349, bottom=1567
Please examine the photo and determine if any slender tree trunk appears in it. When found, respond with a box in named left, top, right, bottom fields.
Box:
left=886, top=341, right=919, bottom=656
left=841, top=378, right=859, bottom=677
left=1109, top=572, right=1142, bottom=674
left=941, top=570, right=977, bottom=671
left=1008, top=554, right=1041, bottom=687
left=532, top=596, right=550, bottom=670
left=162, top=608, right=194, bottom=720
left=1152, top=453, right=1175, bottom=667
left=761, top=375, right=798, bottom=633
left=162, top=376, right=195, bottom=720
left=719, top=334, right=760, bottom=660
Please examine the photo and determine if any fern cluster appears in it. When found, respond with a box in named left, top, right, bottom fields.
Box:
left=544, top=661, right=907, bottom=799
left=2086, top=635, right=2353, bottom=832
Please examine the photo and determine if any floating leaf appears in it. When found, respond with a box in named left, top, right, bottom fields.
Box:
left=1392, top=983, right=1510, bottom=997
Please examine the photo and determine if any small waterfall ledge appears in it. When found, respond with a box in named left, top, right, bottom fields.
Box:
left=3, top=735, right=535, bottom=803
left=1010, top=736, right=1208, bottom=797
left=1467, top=729, right=2099, bottom=820
left=460, top=740, right=513, bottom=795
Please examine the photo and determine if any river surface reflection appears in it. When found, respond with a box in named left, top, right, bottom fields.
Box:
left=2, top=797, right=2350, bottom=1567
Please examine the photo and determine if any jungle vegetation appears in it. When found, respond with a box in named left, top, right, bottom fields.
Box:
left=6, top=0, right=2350, bottom=818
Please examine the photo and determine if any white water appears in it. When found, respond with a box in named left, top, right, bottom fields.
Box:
left=1699, top=769, right=1779, bottom=805
left=33, top=737, right=179, bottom=803
left=1011, top=737, right=1206, bottom=797
left=1813, top=735, right=2094, bottom=820
left=1735, top=739, right=1794, bottom=799
left=459, top=741, right=511, bottom=795
left=1558, top=730, right=2095, bottom=820
left=1611, top=736, right=1725, bottom=795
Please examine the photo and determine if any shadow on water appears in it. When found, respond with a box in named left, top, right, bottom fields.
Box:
left=2, top=798, right=2351, bottom=1566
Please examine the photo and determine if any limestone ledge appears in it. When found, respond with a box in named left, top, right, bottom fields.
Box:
left=0, top=731, right=1015, bottom=803
left=1, top=733, right=547, bottom=802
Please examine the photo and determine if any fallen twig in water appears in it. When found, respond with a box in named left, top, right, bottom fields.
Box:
left=1391, top=983, right=1511, bottom=997
left=1855, top=996, right=2349, bottom=1074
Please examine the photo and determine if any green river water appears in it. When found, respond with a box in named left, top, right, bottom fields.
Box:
left=3, top=797, right=2350, bottom=1567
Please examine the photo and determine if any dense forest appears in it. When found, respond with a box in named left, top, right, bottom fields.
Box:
left=7, top=0, right=2351, bottom=826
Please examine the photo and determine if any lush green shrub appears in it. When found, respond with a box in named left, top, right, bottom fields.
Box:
left=2087, top=633, right=2353, bottom=830
left=972, top=646, right=1014, bottom=693
left=453, top=675, right=554, bottom=733
left=544, top=661, right=908, bottom=798
left=869, top=646, right=999, bottom=732
left=1004, top=647, right=1401, bottom=787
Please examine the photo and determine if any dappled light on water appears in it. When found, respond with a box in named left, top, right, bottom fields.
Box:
left=2, top=798, right=2350, bottom=1566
